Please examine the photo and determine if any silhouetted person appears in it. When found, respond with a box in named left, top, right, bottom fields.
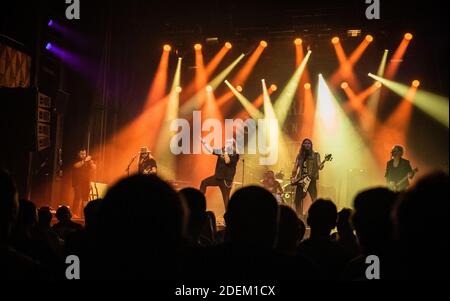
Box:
left=191, top=186, right=318, bottom=280
left=38, top=206, right=53, bottom=228
left=333, top=208, right=360, bottom=258
left=64, top=199, right=103, bottom=274
left=88, top=175, right=186, bottom=279
left=12, top=199, right=39, bottom=253
left=342, top=188, right=397, bottom=280
left=393, top=172, right=449, bottom=279
left=12, top=200, right=64, bottom=278
left=224, top=186, right=278, bottom=250
left=83, top=198, right=103, bottom=231
left=205, top=211, right=217, bottom=245
left=276, top=204, right=306, bottom=255
left=52, top=206, right=83, bottom=242
left=179, top=188, right=213, bottom=246
left=0, top=170, right=48, bottom=279
left=37, top=207, right=62, bottom=257
left=298, top=198, right=353, bottom=279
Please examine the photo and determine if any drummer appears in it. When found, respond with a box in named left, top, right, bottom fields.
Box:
left=261, top=170, right=284, bottom=202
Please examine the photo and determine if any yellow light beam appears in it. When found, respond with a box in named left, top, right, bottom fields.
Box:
left=154, top=57, right=183, bottom=179
left=369, top=73, right=449, bottom=128
left=224, top=80, right=263, bottom=119
left=179, top=53, right=245, bottom=117
left=274, top=50, right=312, bottom=124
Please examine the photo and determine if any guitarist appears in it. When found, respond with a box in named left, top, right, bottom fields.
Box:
left=291, top=138, right=324, bottom=216
left=385, top=145, right=414, bottom=191
left=138, top=146, right=157, bottom=175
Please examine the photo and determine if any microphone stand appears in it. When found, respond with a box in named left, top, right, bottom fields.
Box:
left=126, top=153, right=138, bottom=177
left=241, top=156, right=245, bottom=188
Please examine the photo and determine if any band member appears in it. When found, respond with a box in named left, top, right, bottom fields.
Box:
left=385, top=145, right=414, bottom=191
left=261, top=170, right=283, bottom=202
left=291, top=138, right=323, bottom=216
left=200, top=138, right=240, bottom=209
left=138, top=147, right=157, bottom=175
left=72, top=149, right=96, bottom=217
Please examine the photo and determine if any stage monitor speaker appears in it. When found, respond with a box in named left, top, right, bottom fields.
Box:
left=0, top=88, right=53, bottom=200
left=89, top=182, right=108, bottom=200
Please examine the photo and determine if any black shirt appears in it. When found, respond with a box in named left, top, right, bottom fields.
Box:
left=296, top=152, right=320, bottom=180
left=385, top=158, right=413, bottom=190
left=138, top=157, right=157, bottom=174
left=212, top=149, right=240, bottom=182
left=72, top=163, right=92, bottom=187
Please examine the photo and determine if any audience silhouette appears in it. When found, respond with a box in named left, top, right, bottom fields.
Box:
left=1, top=166, right=448, bottom=280
left=393, top=172, right=449, bottom=279
left=88, top=174, right=186, bottom=279
left=0, top=170, right=49, bottom=279
left=52, top=206, right=84, bottom=242
left=298, top=198, right=353, bottom=279
left=332, top=208, right=360, bottom=258
left=342, top=187, right=397, bottom=280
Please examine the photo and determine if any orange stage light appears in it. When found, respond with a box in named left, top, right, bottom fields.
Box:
left=294, top=38, right=302, bottom=45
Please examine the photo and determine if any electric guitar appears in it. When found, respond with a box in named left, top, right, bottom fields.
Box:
left=388, top=167, right=418, bottom=192
left=140, top=154, right=157, bottom=175
left=291, top=154, right=333, bottom=192
left=143, top=166, right=157, bottom=175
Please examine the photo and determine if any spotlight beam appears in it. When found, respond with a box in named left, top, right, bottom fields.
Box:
left=384, top=35, right=413, bottom=80
left=365, top=50, right=389, bottom=135
left=154, top=57, right=183, bottom=178
left=205, top=44, right=231, bottom=76
left=274, top=50, right=312, bottom=125
left=145, top=47, right=170, bottom=107
left=224, top=80, right=263, bottom=119
left=369, top=74, right=449, bottom=127
left=314, top=74, right=383, bottom=206
left=179, top=54, right=245, bottom=117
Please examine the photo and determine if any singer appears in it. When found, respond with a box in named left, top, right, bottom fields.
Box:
left=199, top=138, right=239, bottom=209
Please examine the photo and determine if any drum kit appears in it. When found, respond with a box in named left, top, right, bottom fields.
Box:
left=273, top=169, right=297, bottom=208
